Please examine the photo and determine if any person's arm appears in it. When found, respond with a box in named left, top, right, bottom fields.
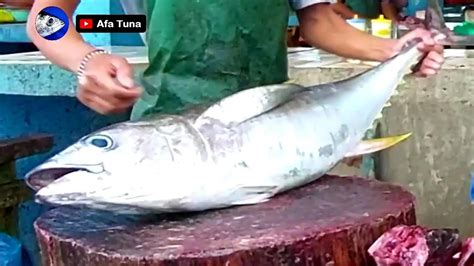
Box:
left=26, top=0, right=141, bottom=115
left=26, top=0, right=96, bottom=72
left=297, top=3, right=397, bottom=61
left=380, top=1, right=401, bottom=21
left=330, top=2, right=359, bottom=20
left=294, top=2, right=444, bottom=76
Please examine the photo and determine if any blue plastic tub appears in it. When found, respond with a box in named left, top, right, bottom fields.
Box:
left=0, top=233, right=22, bottom=266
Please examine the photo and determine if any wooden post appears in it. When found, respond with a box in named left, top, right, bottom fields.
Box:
left=0, top=134, right=53, bottom=236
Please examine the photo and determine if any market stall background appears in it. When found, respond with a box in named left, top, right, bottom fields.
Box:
left=1, top=0, right=474, bottom=265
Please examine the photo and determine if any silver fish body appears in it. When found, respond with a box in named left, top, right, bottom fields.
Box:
left=26, top=41, right=423, bottom=214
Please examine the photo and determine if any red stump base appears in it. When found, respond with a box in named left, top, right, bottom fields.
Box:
left=34, top=175, right=416, bottom=266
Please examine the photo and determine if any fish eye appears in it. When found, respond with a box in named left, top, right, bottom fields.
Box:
left=82, top=135, right=115, bottom=150
left=47, top=18, right=54, bottom=26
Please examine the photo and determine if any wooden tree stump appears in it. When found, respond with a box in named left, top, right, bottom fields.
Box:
left=34, top=175, right=416, bottom=266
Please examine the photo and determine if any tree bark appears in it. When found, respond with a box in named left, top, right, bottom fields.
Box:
left=35, top=175, right=416, bottom=266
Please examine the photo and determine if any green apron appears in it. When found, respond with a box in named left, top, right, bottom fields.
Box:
left=344, top=0, right=381, bottom=19
left=131, top=0, right=290, bottom=120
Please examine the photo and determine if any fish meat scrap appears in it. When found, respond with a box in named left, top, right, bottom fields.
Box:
left=369, top=225, right=474, bottom=265
left=25, top=0, right=454, bottom=214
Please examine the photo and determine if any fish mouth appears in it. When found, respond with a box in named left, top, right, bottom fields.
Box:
left=25, top=162, right=105, bottom=191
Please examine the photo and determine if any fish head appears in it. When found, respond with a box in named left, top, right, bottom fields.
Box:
left=24, top=120, right=182, bottom=209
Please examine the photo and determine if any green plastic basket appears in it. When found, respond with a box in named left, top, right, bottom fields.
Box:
left=454, top=22, right=474, bottom=36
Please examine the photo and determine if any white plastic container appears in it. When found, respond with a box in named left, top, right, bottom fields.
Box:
left=371, top=15, right=392, bottom=39
left=347, top=15, right=367, bottom=32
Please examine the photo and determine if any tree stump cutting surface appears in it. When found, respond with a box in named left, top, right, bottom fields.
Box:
left=34, top=175, right=416, bottom=266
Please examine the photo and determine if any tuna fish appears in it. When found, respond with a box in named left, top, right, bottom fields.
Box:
left=25, top=39, right=423, bottom=214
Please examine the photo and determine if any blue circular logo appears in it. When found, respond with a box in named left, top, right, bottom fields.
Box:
left=35, top=6, right=69, bottom=41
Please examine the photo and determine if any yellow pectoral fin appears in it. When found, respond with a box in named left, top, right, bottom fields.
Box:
left=344, top=133, right=412, bottom=158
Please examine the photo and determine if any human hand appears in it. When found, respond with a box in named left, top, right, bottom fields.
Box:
left=77, top=53, right=142, bottom=115
left=394, top=28, right=445, bottom=77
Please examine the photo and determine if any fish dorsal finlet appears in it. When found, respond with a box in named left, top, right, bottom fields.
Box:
left=194, top=83, right=307, bottom=127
